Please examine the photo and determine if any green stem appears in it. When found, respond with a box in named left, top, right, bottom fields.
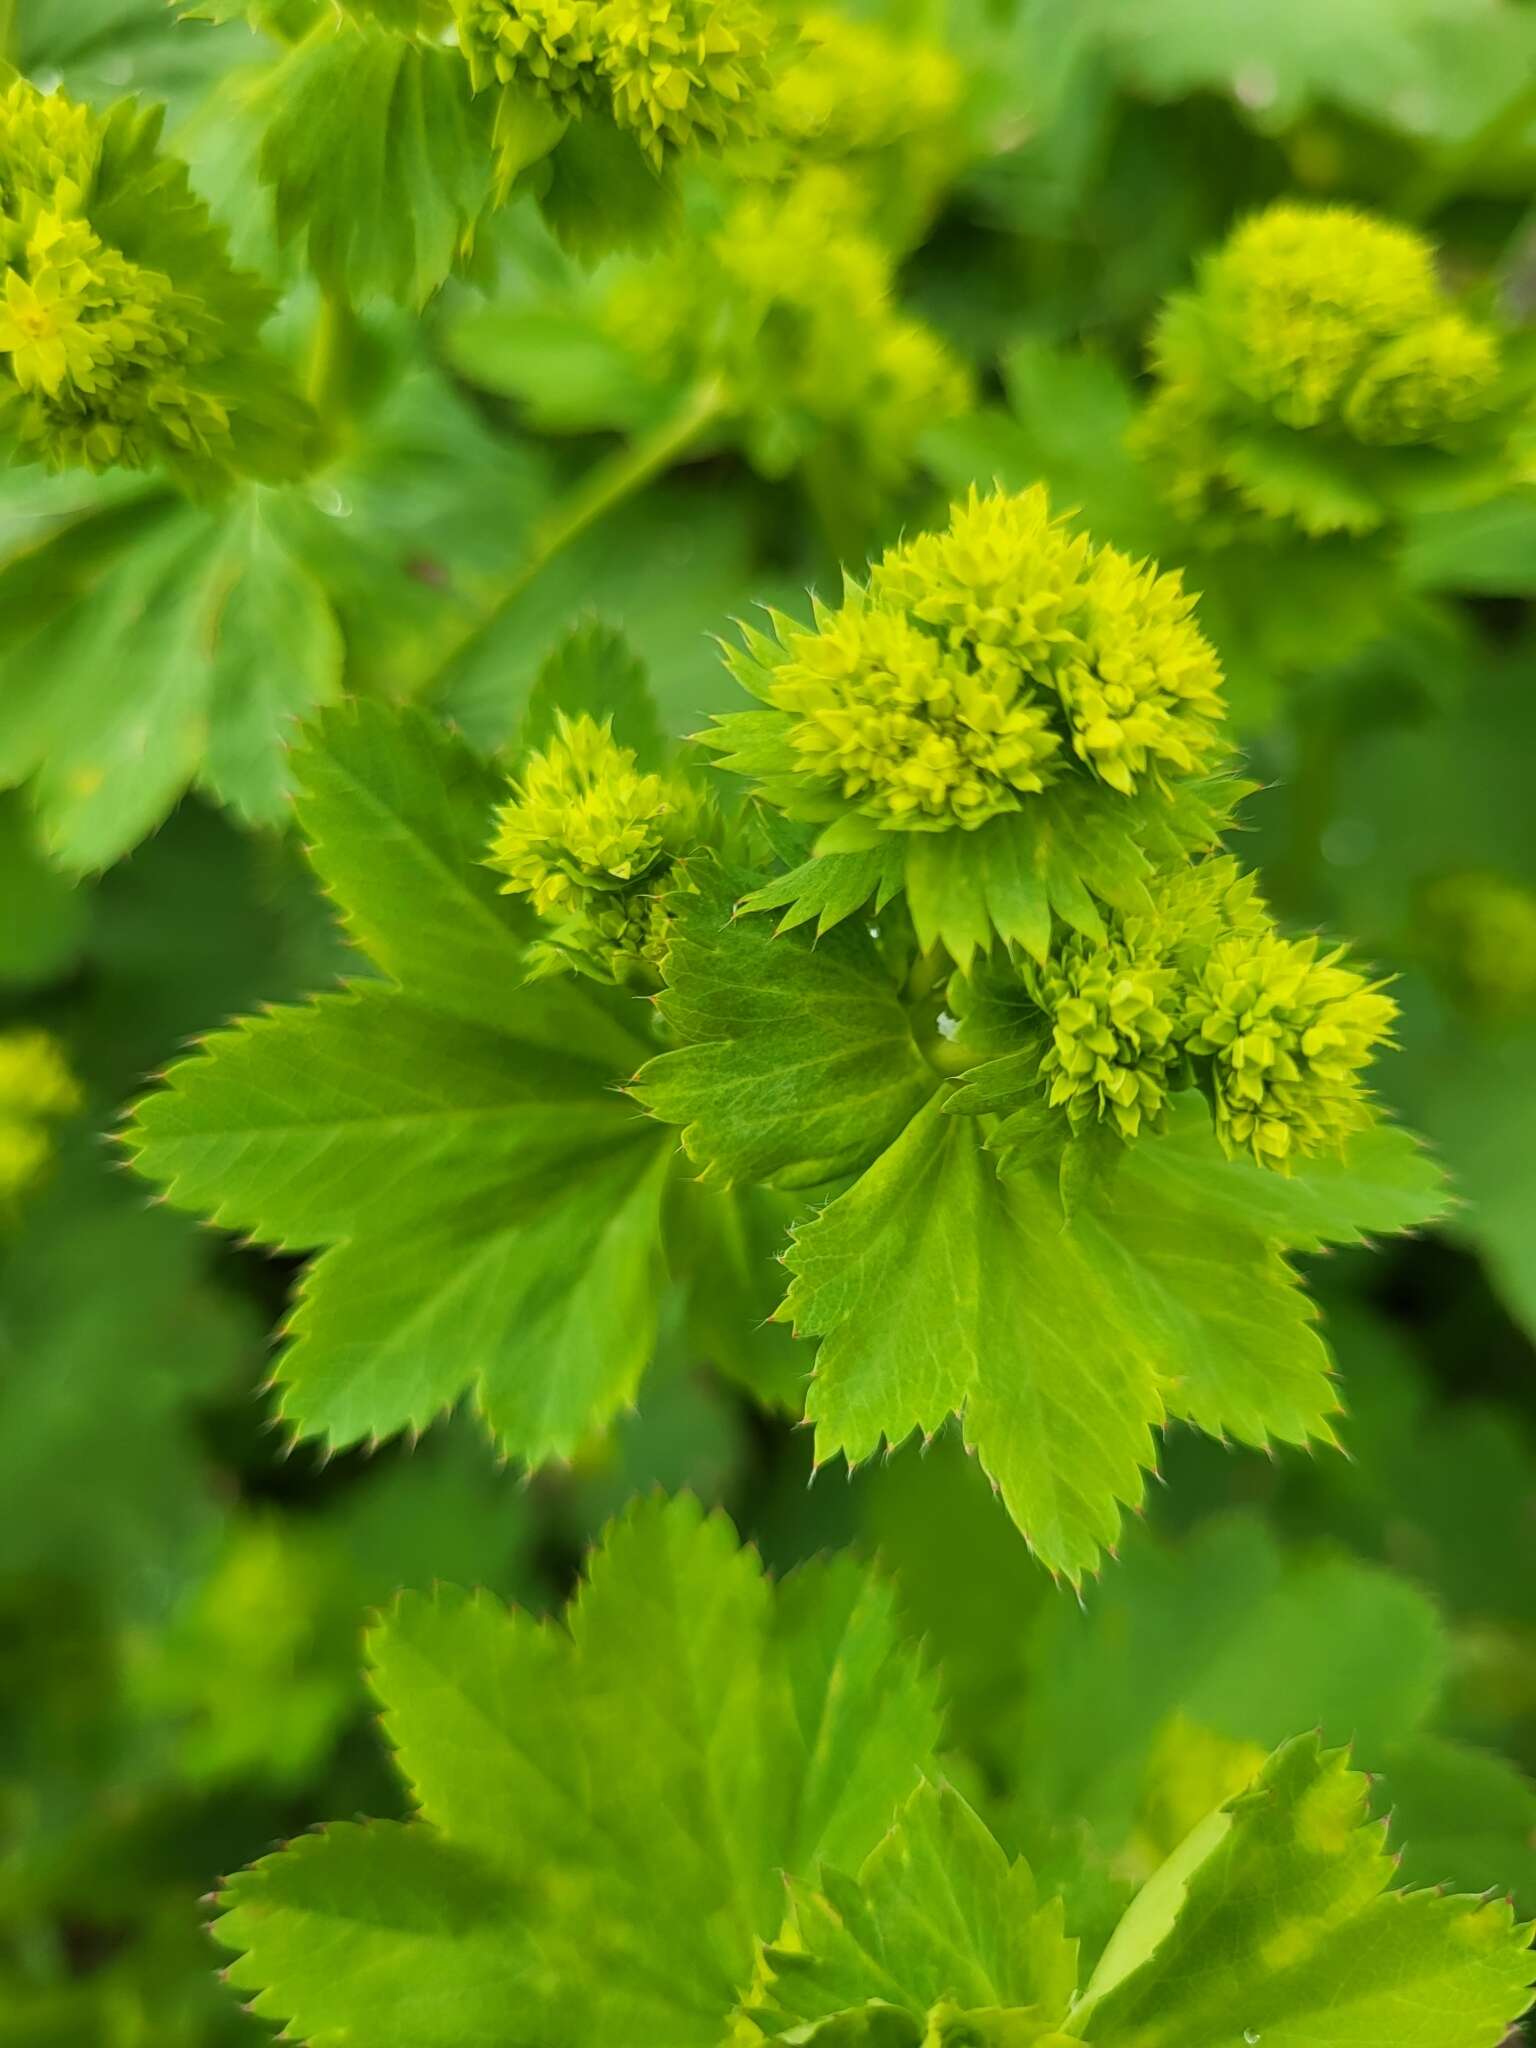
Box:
left=0, top=0, right=19, bottom=71
left=441, top=376, right=730, bottom=682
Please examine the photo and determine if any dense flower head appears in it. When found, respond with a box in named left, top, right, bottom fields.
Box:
left=0, top=1029, right=80, bottom=1207
left=1418, top=871, right=1536, bottom=1023
left=457, top=0, right=772, bottom=169
left=1201, top=204, right=1442, bottom=429
left=0, top=211, right=229, bottom=472
left=605, top=167, right=969, bottom=486
left=600, top=0, right=772, bottom=166
left=742, top=486, right=1228, bottom=833
left=457, top=0, right=603, bottom=110
left=1182, top=930, right=1397, bottom=1166
left=1138, top=201, right=1511, bottom=535
left=969, top=859, right=1392, bottom=1171
left=1342, top=312, right=1502, bottom=446
left=1030, top=927, right=1179, bottom=1140
left=769, top=596, right=1062, bottom=828
left=0, top=84, right=98, bottom=239
left=757, top=10, right=961, bottom=238
left=488, top=713, right=707, bottom=979
left=0, top=80, right=298, bottom=481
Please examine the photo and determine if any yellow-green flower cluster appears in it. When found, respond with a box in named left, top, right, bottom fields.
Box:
left=1418, top=871, right=1536, bottom=1025
left=456, top=0, right=773, bottom=170
left=1136, top=202, right=1510, bottom=536
left=727, top=485, right=1226, bottom=833
left=488, top=713, right=708, bottom=981
left=1182, top=930, right=1396, bottom=1167
left=755, top=10, right=961, bottom=241
left=0, top=81, right=295, bottom=481
left=0, top=1029, right=80, bottom=1209
left=1032, top=928, right=1179, bottom=1141
left=605, top=167, right=969, bottom=489
left=1012, top=860, right=1393, bottom=1169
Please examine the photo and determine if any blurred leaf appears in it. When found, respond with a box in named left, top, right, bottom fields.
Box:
left=0, top=795, right=90, bottom=989
left=252, top=19, right=492, bottom=306
left=0, top=1151, right=256, bottom=1617
left=1011, top=1513, right=1446, bottom=1851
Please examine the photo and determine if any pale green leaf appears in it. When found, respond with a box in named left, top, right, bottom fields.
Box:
left=760, top=1782, right=1077, bottom=2039
left=290, top=699, right=527, bottom=1033
left=219, top=1496, right=939, bottom=2046
left=1072, top=1736, right=1535, bottom=2048
left=635, top=861, right=937, bottom=1191
left=785, top=1101, right=1163, bottom=1582
left=126, top=699, right=671, bottom=1459
left=0, top=488, right=342, bottom=870
left=218, top=1824, right=530, bottom=2048
left=517, top=619, right=666, bottom=766
left=254, top=19, right=492, bottom=306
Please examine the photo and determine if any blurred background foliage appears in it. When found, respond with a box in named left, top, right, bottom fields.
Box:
left=4, top=0, right=1536, bottom=2038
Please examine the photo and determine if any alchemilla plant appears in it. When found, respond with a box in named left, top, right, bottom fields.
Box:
left=131, top=480, right=1441, bottom=1582
left=6, top=4, right=1536, bottom=2044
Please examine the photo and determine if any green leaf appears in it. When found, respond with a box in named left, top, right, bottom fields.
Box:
left=737, top=839, right=905, bottom=938
left=1088, top=0, right=1536, bottom=145
left=1011, top=1515, right=1448, bottom=1856
left=635, top=859, right=937, bottom=1191
left=0, top=487, right=343, bottom=870
left=1071, top=1735, right=1536, bottom=2048
left=253, top=19, right=493, bottom=306
left=1113, top=1093, right=1450, bottom=1254
left=784, top=1100, right=1163, bottom=1582
left=217, top=1496, right=940, bottom=2046
left=127, top=703, right=671, bottom=1460
left=759, top=1782, right=1077, bottom=2040
left=536, top=111, right=678, bottom=263
left=0, top=793, right=90, bottom=988
left=218, top=1824, right=530, bottom=2048
left=1383, top=1735, right=1536, bottom=1911
left=785, top=1085, right=1443, bottom=1576
left=0, top=1150, right=256, bottom=1617
left=517, top=619, right=666, bottom=766
left=290, top=698, right=527, bottom=1033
